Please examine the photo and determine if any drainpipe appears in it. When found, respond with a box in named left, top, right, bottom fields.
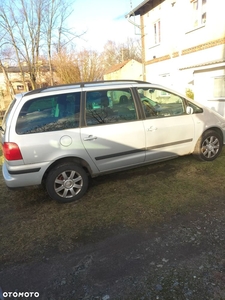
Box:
left=126, top=13, right=146, bottom=81
left=140, top=14, right=146, bottom=81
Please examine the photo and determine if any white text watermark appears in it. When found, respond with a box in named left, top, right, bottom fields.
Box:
left=2, top=292, right=39, bottom=298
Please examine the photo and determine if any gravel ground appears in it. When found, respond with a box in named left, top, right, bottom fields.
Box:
left=1, top=198, right=225, bottom=300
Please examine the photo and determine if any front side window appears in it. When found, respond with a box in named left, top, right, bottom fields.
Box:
left=16, top=92, right=81, bottom=134
left=138, top=88, right=185, bottom=118
left=85, top=89, right=137, bottom=126
left=191, top=0, right=207, bottom=28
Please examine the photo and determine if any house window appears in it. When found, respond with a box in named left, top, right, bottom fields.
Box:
left=153, top=20, right=161, bottom=45
left=17, top=85, right=24, bottom=90
left=191, top=0, right=207, bottom=28
left=213, top=76, right=225, bottom=98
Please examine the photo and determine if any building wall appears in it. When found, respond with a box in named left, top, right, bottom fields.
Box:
left=0, top=69, right=51, bottom=110
left=144, top=0, right=225, bottom=61
left=140, top=0, right=225, bottom=114
left=193, top=65, right=225, bottom=115
left=104, top=60, right=143, bottom=81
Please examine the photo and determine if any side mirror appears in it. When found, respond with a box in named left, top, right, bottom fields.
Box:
left=186, top=106, right=193, bottom=115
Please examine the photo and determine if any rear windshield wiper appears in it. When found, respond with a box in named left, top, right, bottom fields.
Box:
left=0, top=126, right=4, bottom=132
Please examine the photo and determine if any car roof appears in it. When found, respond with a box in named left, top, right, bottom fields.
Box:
left=25, top=80, right=152, bottom=96
left=18, top=80, right=193, bottom=106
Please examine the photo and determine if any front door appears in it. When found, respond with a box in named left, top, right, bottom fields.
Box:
left=137, top=87, right=195, bottom=162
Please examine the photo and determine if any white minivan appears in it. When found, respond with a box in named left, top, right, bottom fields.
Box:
left=1, top=80, right=225, bottom=203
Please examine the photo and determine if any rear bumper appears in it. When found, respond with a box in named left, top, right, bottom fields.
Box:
left=2, top=162, right=46, bottom=188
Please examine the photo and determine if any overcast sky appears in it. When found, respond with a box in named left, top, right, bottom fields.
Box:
left=69, top=0, right=142, bottom=51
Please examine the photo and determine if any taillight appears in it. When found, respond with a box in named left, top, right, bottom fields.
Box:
left=3, top=142, right=23, bottom=160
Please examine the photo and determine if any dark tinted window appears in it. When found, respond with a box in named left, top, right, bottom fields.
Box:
left=138, top=88, right=186, bottom=118
left=85, top=89, right=137, bottom=126
left=16, top=92, right=81, bottom=134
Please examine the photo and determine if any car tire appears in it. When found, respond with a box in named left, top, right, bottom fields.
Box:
left=193, top=130, right=223, bottom=161
left=46, top=163, right=89, bottom=203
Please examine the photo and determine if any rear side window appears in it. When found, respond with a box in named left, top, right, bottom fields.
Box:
left=16, top=92, right=81, bottom=134
left=85, top=88, right=138, bottom=126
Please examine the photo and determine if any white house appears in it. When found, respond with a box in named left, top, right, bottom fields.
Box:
left=126, top=0, right=225, bottom=115
left=0, top=65, right=51, bottom=109
left=103, top=59, right=143, bottom=81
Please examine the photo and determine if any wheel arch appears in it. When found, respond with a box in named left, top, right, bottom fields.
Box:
left=204, top=126, right=224, bottom=142
left=193, top=126, right=224, bottom=161
left=42, top=156, right=93, bottom=185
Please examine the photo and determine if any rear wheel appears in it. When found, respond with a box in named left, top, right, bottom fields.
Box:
left=193, top=130, right=223, bottom=161
left=46, top=163, right=89, bottom=203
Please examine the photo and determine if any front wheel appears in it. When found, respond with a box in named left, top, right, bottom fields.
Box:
left=46, top=163, right=89, bottom=203
left=193, top=130, right=223, bottom=161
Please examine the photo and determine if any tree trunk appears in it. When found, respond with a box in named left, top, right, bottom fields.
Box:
left=0, top=60, right=15, bottom=103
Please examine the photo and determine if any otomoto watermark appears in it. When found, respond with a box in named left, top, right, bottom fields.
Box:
left=2, top=291, right=39, bottom=298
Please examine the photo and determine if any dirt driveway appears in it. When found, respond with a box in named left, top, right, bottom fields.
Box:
left=1, top=196, right=225, bottom=300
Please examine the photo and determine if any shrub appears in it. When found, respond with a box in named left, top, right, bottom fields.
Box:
left=186, top=88, right=194, bottom=100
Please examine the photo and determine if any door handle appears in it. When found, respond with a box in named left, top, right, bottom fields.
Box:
left=83, top=135, right=97, bottom=141
left=147, top=126, right=157, bottom=131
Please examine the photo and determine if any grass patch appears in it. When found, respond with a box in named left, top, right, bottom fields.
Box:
left=1, top=147, right=225, bottom=265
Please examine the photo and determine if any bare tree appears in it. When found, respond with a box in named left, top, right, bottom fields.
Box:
left=52, top=39, right=142, bottom=84
left=0, top=59, right=15, bottom=108
left=0, top=0, right=142, bottom=92
left=0, top=0, right=83, bottom=90
left=0, top=5, right=27, bottom=90
left=52, top=50, right=81, bottom=84
left=102, top=38, right=142, bottom=69
left=77, top=50, right=105, bottom=82
left=120, top=37, right=142, bottom=62
left=0, top=0, right=45, bottom=89
left=42, top=0, right=83, bottom=86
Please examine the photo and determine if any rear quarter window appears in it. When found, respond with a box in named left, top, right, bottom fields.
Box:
left=1, top=99, right=17, bottom=130
left=16, top=92, right=81, bottom=134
